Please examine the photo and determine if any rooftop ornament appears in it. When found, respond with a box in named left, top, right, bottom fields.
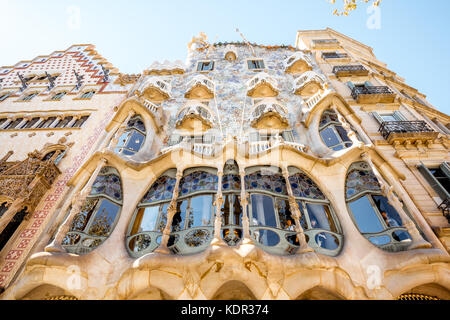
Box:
left=74, top=71, right=84, bottom=91
left=17, top=73, right=29, bottom=92
left=45, top=72, right=58, bottom=91
left=101, top=65, right=110, bottom=83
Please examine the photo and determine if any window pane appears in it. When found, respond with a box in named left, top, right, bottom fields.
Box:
left=305, top=203, right=337, bottom=232
left=172, top=200, right=188, bottom=232
left=277, top=199, right=294, bottom=230
left=70, top=199, right=98, bottom=232
left=320, top=127, right=340, bottom=148
left=297, top=202, right=309, bottom=230
left=250, top=194, right=277, bottom=228
left=221, top=194, right=242, bottom=226
left=187, top=195, right=213, bottom=228
left=348, top=196, right=384, bottom=233
left=157, top=203, right=168, bottom=232
left=336, top=125, right=351, bottom=142
left=372, top=195, right=403, bottom=228
left=125, top=130, right=144, bottom=152
left=88, top=199, right=120, bottom=237
left=136, top=206, right=160, bottom=232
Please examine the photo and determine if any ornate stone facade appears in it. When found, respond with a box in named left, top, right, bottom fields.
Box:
left=0, top=29, right=449, bottom=300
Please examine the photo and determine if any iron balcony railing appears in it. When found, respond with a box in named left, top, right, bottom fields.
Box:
left=351, top=85, right=394, bottom=100
left=332, top=65, right=368, bottom=76
left=378, top=120, right=435, bottom=140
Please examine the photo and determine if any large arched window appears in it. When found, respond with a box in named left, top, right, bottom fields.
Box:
left=168, top=168, right=218, bottom=255
left=62, top=167, right=123, bottom=255
left=288, top=167, right=343, bottom=256
left=319, top=109, right=352, bottom=151
left=345, top=162, right=412, bottom=252
left=127, top=169, right=177, bottom=257
left=220, top=160, right=243, bottom=246
left=245, top=166, right=299, bottom=255
left=115, top=115, right=146, bottom=156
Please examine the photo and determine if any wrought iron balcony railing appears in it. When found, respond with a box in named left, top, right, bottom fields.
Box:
left=351, top=85, right=394, bottom=100
left=378, top=120, right=435, bottom=140
left=333, top=65, right=369, bottom=76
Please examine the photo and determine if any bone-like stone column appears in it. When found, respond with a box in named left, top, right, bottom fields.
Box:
left=154, top=169, right=183, bottom=254
left=282, top=166, right=314, bottom=253
left=211, top=169, right=227, bottom=246
left=239, top=168, right=253, bottom=244
left=108, top=111, right=135, bottom=152
left=361, top=152, right=430, bottom=249
left=331, top=105, right=363, bottom=148
left=45, top=158, right=107, bottom=252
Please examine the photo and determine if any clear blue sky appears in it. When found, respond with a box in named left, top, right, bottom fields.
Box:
left=1, top=0, right=449, bottom=114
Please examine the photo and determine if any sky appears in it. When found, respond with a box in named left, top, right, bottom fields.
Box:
left=1, top=0, right=449, bottom=114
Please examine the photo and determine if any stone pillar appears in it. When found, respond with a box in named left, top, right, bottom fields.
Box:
left=0, top=119, right=13, bottom=130
left=108, top=110, right=135, bottom=152
left=49, top=116, right=64, bottom=129
left=45, top=158, right=107, bottom=252
left=211, top=169, right=226, bottom=246
left=239, top=168, right=253, bottom=244
left=361, top=152, right=430, bottom=249
left=432, top=117, right=450, bottom=135
left=0, top=198, right=26, bottom=234
left=154, top=169, right=183, bottom=254
left=282, top=166, right=314, bottom=253
left=331, top=105, right=363, bottom=147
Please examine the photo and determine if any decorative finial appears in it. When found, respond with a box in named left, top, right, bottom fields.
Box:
left=17, top=72, right=28, bottom=92
left=74, top=70, right=84, bottom=91
left=101, top=64, right=110, bottom=83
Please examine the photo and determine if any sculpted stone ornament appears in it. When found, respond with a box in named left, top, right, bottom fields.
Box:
left=17, top=72, right=29, bottom=92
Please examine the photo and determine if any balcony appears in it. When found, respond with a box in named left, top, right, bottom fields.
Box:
left=293, top=71, right=327, bottom=96
left=250, top=101, right=289, bottom=130
left=284, top=52, right=313, bottom=74
left=246, top=72, right=279, bottom=98
left=351, top=85, right=396, bottom=103
left=332, top=65, right=369, bottom=77
left=136, top=77, right=171, bottom=102
left=379, top=120, right=439, bottom=144
left=248, top=139, right=306, bottom=156
left=185, top=75, right=215, bottom=99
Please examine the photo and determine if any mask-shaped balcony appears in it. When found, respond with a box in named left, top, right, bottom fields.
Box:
left=136, top=77, right=171, bottom=102
left=284, top=52, right=313, bottom=74
left=293, top=71, right=327, bottom=96
left=246, top=72, right=279, bottom=98
left=250, top=101, right=289, bottom=130
left=184, top=75, right=215, bottom=100
left=176, top=103, right=215, bottom=132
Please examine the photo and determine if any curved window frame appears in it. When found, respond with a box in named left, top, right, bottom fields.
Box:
left=126, top=169, right=177, bottom=258
left=62, top=167, right=123, bottom=255
left=168, top=167, right=218, bottom=255
left=245, top=166, right=299, bottom=256
left=345, top=162, right=412, bottom=252
left=115, top=115, right=146, bottom=156
left=319, top=109, right=353, bottom=151
left=288, top=166, right=343, bottom=256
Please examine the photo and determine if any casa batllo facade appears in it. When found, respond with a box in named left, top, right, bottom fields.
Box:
left=0, top=28, right=449, bottom=300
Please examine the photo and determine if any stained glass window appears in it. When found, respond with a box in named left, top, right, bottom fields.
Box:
left=289, top=171, right=325, bottom=200
left=62, top=166, right=123, bottom=254
left=141, top=175, right=176, bottom=204
left=179, top=170, right=218, bottom=196
left=345, top=163, right=381, bottom=199
left=345, top=162, right=412, bottom=250
left=245, top=170, right=287, bottom=195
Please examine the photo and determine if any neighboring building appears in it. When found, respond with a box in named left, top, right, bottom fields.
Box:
left=0, top=29, right=449, bottom=300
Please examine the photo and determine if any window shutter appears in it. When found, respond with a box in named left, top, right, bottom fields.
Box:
left=417, top=164, right=450, bottom=200
left=258, top=60, right=265, bottom=69
left=371, top=112, right=384, bottom=124
left=197, top=62, right=203, bottom=72
left=247, top=60, right=253, bottom=69
left=393, top=111, right=407, bottom=121
left=440, top=162, right=450, bottom=178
